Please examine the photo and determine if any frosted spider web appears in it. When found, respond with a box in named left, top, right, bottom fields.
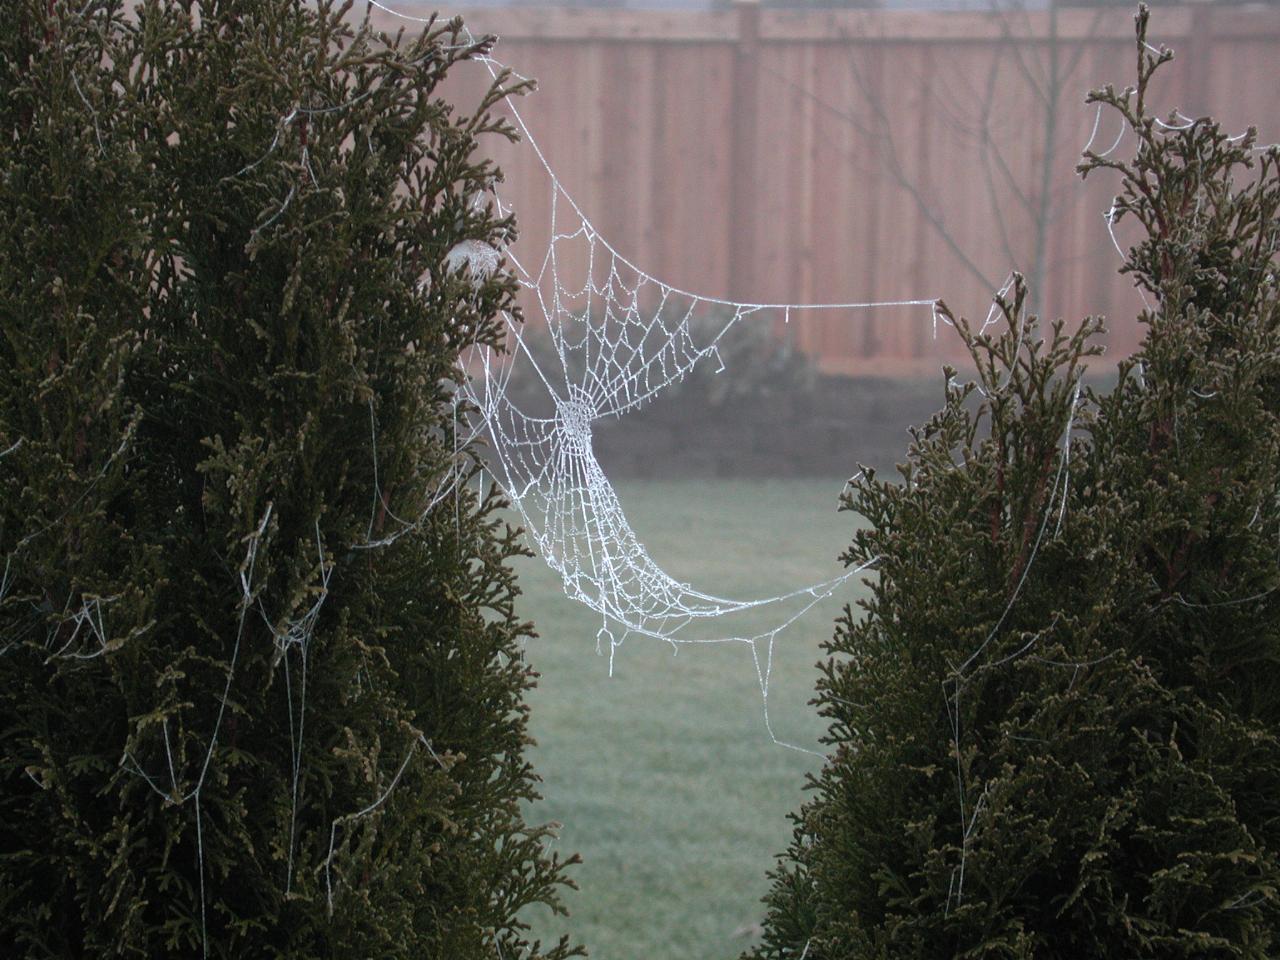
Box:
left=462, top=216, right=936, bottom=659
left=392, top=14, right=942, bottom=720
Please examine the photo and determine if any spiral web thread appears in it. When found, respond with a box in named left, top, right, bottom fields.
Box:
left=413, top=17, right=941, bottom=728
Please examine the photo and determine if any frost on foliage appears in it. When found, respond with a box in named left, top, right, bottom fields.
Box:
left=444, top=239, right=501, bottom=289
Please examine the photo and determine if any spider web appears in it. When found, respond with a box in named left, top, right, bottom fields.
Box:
left=428, top=24, right=942, bottom=724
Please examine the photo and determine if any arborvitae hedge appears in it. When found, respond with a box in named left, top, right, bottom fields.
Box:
left=753, top=9, right=1280, bottom=959
left=0, top=2, right=579, bottom=956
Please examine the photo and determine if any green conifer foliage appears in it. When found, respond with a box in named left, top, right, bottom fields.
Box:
left=0, top=2, right=580, bottom=956
left=752, top=8, right=1280, bottom=958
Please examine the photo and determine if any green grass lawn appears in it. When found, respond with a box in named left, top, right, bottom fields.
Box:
left=510, top=477, right=871, bottom=960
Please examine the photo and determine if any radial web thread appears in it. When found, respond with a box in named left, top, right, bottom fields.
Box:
left=435, top=28, right=939, bottom=714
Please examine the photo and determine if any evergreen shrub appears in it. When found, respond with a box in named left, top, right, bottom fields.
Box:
left=752, top=8, right=1280, bottom=958
left=0, top=2, right=579, bottom=957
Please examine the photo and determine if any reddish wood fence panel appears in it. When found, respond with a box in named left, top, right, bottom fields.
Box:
left=372, top=4, right=1280, bottom=376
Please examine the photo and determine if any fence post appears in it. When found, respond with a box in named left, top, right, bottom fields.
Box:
left=729, top=0, right=761, bottom=302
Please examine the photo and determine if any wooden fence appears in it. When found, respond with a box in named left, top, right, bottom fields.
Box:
left=372, top=3, right=1280, bottom=376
